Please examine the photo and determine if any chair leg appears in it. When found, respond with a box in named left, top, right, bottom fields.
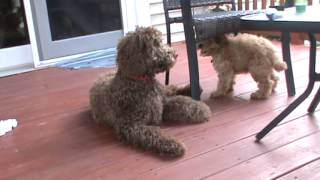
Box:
left=165, top=18, right=172, bottom=85
left=181, top=0, right=201, bottom=100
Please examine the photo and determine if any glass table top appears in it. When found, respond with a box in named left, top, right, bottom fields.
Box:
left=241, top=5, right=320, bottom=22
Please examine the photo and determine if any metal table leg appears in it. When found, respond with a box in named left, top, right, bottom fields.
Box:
left=256, top=33, right=317, bottom=141
left=281, top=31, right=296, bottom=96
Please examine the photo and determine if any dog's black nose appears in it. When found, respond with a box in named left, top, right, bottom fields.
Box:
left=198, top=43, right=203, bottom=49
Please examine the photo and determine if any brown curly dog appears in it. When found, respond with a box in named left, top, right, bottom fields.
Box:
left=198, top=33, right=287, bottom=99
left=90, top=27, right=211, bottom=157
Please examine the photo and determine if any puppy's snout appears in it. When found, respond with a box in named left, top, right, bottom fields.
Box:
left=198, top=43, right=203, bottom=49
left=166, top=47, right=177, bottom=59
left=158, top=61, right=166, bottom=69
left=164, top=46, right=177, bottom=63
left=173, top=52, right=178, bottom=59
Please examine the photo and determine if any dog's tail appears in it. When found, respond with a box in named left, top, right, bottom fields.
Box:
left=272, top=57, right=288, bottom=72
left=115, top=123, right=185, bottom=157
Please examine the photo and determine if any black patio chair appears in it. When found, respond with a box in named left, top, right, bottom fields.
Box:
left=163, top=0, right=237, bottom=86
left=163, top=0, right=263, bottom=99
left=163, top=0, right=294, bottom=100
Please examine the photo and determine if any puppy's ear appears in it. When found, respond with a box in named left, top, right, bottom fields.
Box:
left=198, top=40, right=211, bottom=49
left=214, top=34, right=228, bottom=46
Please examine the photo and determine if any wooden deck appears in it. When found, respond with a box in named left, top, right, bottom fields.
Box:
left=1, top=41, right=320, bottom=179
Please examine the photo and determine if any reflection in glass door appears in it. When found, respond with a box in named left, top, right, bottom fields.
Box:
left=31, top=0, right=123, bottom=61
left=0, top=0, right=33, bottom=70
left=47, top=0, right=122, bottom=41
left=0, top=0, right=29, bottom=48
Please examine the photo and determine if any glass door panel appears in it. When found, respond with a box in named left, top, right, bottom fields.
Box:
left=0, top=0, right=33, bottom=70
left=31, top=0, right=123, bottom=61
left=47, top=0, right=122, bottom=41
left=0, top=0, right=29, bottom=48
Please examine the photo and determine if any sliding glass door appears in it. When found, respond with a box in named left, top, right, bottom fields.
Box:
left=30, top=0, right=123, bottom=61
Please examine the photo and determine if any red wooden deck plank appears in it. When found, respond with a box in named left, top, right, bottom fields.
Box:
left=0, top=42, right=319, bottom=179
left=36, top=89, right=318, bottom=179
left=278, top=157, right=320, bottom=179
left=205, top=131, right=320, bottom=180
left=138, top=114, right=320, bottom=180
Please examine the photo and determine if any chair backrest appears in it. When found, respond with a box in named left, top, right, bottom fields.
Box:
left=163, top=0, right=236, bottom=11
left=163, top=0, right=236, bottom=24
left=164, top=0, right=313, bottom=14
left=163, top=0, right=237, bottom=45
left=162, top=0, right=314, bottom=43
left=238, top=0, right=312, bottom=10
left=163, top=0, right=288, bottom=26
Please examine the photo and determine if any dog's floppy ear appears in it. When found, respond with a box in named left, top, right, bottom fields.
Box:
left=135, top=34, right=148, bottom=52
left=134, top=26, right=160, bottom=54
left=117, top=34, right=136, bottom=60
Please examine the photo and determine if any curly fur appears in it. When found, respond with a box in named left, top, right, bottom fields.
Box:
left=90, top=27, right=211, bottom=157
left=198, top=33, right=287, bottom=99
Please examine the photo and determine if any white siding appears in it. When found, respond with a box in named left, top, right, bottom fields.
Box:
left=149, top=0, right=185, bottom=43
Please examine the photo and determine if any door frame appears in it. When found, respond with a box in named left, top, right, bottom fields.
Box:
left=0, top=45, right=33, bottom=71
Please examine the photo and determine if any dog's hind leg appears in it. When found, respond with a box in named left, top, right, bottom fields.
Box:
left=250, top=72, right=273, bottom=99
left=163, top=96, right=211, bottom=123
left=271, top=72, right=279, bottom=92
left=115, top=123, right=185, bottom=157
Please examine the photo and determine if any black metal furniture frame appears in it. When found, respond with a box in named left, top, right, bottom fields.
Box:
left=180, top=0, right=247, bottom=100
left=163, top=0, right=236, bottom=86
left=179, top=0, right=295, bottom=100
left=179, top=1, right=320, bottom=139
left=240, top=7, right=320, bottom=141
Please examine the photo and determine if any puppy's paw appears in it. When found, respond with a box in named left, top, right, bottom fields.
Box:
left=210, top=91, right=226, bottom=98
left=227, top=86, right=234, bottom=93
left=250, top=92, right=269, bottom=100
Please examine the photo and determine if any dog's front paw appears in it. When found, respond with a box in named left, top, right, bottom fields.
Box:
left=158, top=139, right=186, bottom=157
left=175, top=84, right=203, bottom=97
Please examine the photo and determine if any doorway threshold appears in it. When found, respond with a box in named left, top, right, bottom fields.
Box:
left=55, top=48, right=117, bottom=70
left=0, top=64, right=35, bottom=78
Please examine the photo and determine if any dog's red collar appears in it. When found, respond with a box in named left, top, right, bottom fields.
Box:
left=129, top=75, right=152, bottom=81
